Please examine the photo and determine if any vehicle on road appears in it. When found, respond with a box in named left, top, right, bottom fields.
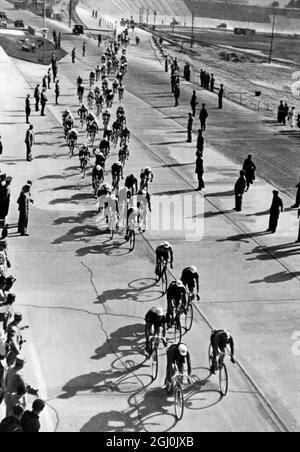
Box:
left=15, top=19, right=24, bottom=28
left=73, top=24, right=84, bottom=35
left=0, top=20, right=7, bottom=28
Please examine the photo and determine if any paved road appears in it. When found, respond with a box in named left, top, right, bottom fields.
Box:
left=0, top=1, right=299, bottom=432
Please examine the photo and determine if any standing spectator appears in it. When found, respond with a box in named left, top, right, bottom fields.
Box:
left=24, top=124, right=34, bottom=162
left=55, top=80, right=60, bottom=105
left=206, top=73, right=211, bottom=90
left=200, top=69, right=204, bottom=87
left=218, top=84, right=224, bottom=109
left=195, top=154, right=205, bottom=191
left=174, top=84, right=180, bottom=107
left=21, top=399, right=45, bottom=433
left=287, top=107, right=296, bottom=128
left=187, top=113, right=193, bottom=143
left=184, top=62, right=191, bottom=81
left=196, top=129, right=204, bottom=156
left=52, top=61, right=58, bottom=81
left=243, top=155, right=256, bottom=191
left=234, top=170, right=246, bottom=212
left=170, top=73, right=176, bottom=93
left=6, top=313, right=24, bottom=365
left=72, top=48, right=76, bottom=63
left=1, top=176, right=12, bottom=223
left=165, top=57, right=168, bottom=73
left=0, top=405, right=24, bottom=432
left=40, top=88, right=48, bottom=116
left=296, top=208, right=300, bottom=243
left=199, top=103, right=208, bottom=132
left=82, top=41, right=86, bottom=57
left=0, top=135, right=3, bottom=155
left=118, top=83, right=124, bottom=103
left=283, top=103, right=289, bottom=125
left=58, top=32, right=61, bottom=48
left=95, top=11, right=98, bottom=19
left=277, top=101, right=285, bottom=123
left=42, top=75, right=47, bottom=91
left=47, top=69, right=52, bottom=89
left=291, top=180, right=300, bottom=208
left=98, top=33, right=102, bottom=47
left=99, top=18, right=102, bottom=27
left=17, top=185, right=31, bottom=236
left=210, top=74, right=215, bottom=92
left=25, top=95, right=31, bottom=124
left=34, top=84, right=40, bottom=112
left=52, top=30, right=57, bottom=45
left=190, top=90, right=198, bottom=117
left=267, top=190, right=284, bottom=233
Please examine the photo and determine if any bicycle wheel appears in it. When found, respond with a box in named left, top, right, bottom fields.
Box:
left=151, top=347, right=158, bottom=381
left=219, top=364, right=228, bottom=397
left=129, top=230, right=135, bottom=252
left=174, top=382, right=184, bottom=421
left=184, top=303, right=193, bottom=332
left=174, top=316, right=182, bottom=343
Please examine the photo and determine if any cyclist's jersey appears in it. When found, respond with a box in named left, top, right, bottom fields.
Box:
left=121, top=128, right=130, bottom=139
left=119, top=187, right=131, bottom=204
left=99, top=139, right=110, bottom=152
left=92, top=167, right=104, bottom=181
left=112, top=120, right=121, bottom=131
left=79, top=149, right=90, bottom=159
left=181, top=267, right=199, bottom=286
left=89, top=122, right=98, bottom=132
left=167, top=282, right=187, bottom=303
left=90, top=71, right=96, bottom=79
left=119, top=146, right=128, bottom=158
left=94, top=152, right=106, bottom=167
left=102, top=112, right=111, bottom=121
left=167, top=344, right=192, bottom=374
left=137, top=191, right=151, bottom=210
left=156, top=245, right=172, bottom=262
left=211, top=330, right=234, bottom=352
left=118, top=86, right=125, bottom=94
left=94, top=87, right=101, bottom=96
left=78, top=106, right=88, bottom=118
left=65, top=116, right=74, bottom=128
left=95, top=95, right=104, bottom=105
left=127, top=207, right=138, bottom=226
left=77, top=77, right=83, bottom=85
left=87, top=113, right=96, bottom=122
left=141, top=170, right=153, bottom=181
left=145, top=309, right=167, bottom=328
left=113, top=80, right=119, bottom=90
left=78, top=85, right=84, bottom=95
left=111, top=163, right=123, bottom=176
left=125, top=175, right=137, bottom=190
left=87, top=92, right=95, bottom=100
left=116, top=106, right=125, bottom=116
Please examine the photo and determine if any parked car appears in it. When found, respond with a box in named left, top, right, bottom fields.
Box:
left=217, top=23, right=227, bottom=29
left=15, top=19, right=25, bottom=28
left=0, top=20, right=7, bottom=28
left=72, top=24, right=84, bottom=35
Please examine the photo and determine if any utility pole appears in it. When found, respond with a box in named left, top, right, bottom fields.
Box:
left=146, top=7, right=149, bottom=26
left=153, top=9, right=157, bottom=28
left=190, top=9, right=194, bottom=48
left=69, top=0, right=72, bottom=29
left=269, top=8, right=277, bottom=64
left=43, top=0, right=46, bottom=63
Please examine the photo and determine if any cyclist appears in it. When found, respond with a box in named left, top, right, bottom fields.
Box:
left=116, top=104, right=125, bottom=119
left=77, top=84, right=84, bottom=103
left=94, top=85, right=101, bottom=98
left=89, top=70, right=96, bottom=87
left=155, top=242, right=174, bottom=276
left=164, top=343, right=192, bottom=392
left=125, top=174, right=138, bottom=196
left=106, top=89, right=114, bottom=108
left=104, top=193, right=119, bottom=229
left=78, top=143, right=90, bottom=173
left=210, top=330, right=235, bottom=374
left=102, top=77, right=108, bottom=92
left=92, top=165, right=104, bottom=197
left=102, top=109, right=111, bottom=129
left=137, top=189, right=151, bottom=232
left=62, top=109, right=71, bottom=127
left=118, top=143, right=129, bottom=166
left=120, top=126, right=131, bottom=145
left=87, top=90, right=95, bottom=110
left=166, top=280, right=188, bottom=327
left=112, top=78, right=119, bottom=94
left=86, top=111, right=96, bottom=129
left=111, top=162, right=123, bottom=191
left=125, top=206, right=139, bottom=241
left=140, top=167, right=154, bottom=191
left=88, top=119, right=99, bottom=145
left=136, top=36, right=140, bottom=45
left=78, top=104, right=88, bottom=124
left=64, top=114, right=74, bottom=139
left=112, top=120, right=122, bottom=146
left=181, top=266, right=200, bottom=301
left=118, top=83, right=125, bottom=103
left=99, top=137, right=110, bottom=158
left=144, top=307, right=167, bottom=358
left=95, top=65, right=101, bottom=81
left=68, top=128, right=78, bottom=153
left=95, top=93, right=104, bottom=117
left=93, top=149, right=106, bottom=169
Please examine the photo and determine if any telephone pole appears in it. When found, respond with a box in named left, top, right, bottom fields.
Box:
left=190, top=9, right=195, bottom=48
left=268, top=8, right=277, bottom=64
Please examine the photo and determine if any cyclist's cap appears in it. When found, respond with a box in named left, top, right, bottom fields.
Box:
left=155, top=307, right=164, bottom=317
left=190, top=266, right=197, bottom=273
left=96, top=165, right=101, bottom=171
left=14, top=313, right=23, bottom=321
left=162, top=242, right=170, bottom=248
left=16, top=355, right=26, bottom=364
left=176, top=280, right=183, bottom=287
left=7, top=293, right=16, bottom=303
left=224, top=330, right=231, bottom=340
left=178, top=344, right=188, bottom=356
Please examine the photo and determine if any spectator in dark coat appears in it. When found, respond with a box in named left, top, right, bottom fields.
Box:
left=0, top=405, right=24, bottom=432
left=174, top=85, right=180, bottom=107
left=187, top=113, right=193, bottom=143
left=40, top=89, right=48, bottom=116
left=243, top=155, right=256, bottom=191
left=199, top=104, right=208, bottom=132
left=234, top=170, right=246, bottom=212
left=210, top=74, right=215, bottom=92
left=17, top=185, right=30, bottom=235
left=34, top=84, right=40, bottom=112
left=55, top=80, right=60, bottom=105
left=21, top=399, right=45, bottom=433
left=25, top=124, right=34, bottom=162
left=218, top=84, right=224, bottom=109
left=0, top=135, right=3, bottom=155
left=267, top=190, right=283, bottom=233
left=196, top=129, right=204, bottom=156
left=190, top=90, right=198, bottom=117
left=195, top=155, right=205, bottom=191
left=25, top=95, right=31, bottom=124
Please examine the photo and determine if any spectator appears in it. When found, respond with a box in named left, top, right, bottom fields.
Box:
left=72, top=48, right=76, bottom=63
left=234, top=170, right=246, bottom=212
left=196, top=129, right=204, bottom=156
left=195, top=154, right=205, bottom=191
left=98, top=33, right=102, bottom=47
left=187, top=113, right=193, bottom=143
left=267, top=190, right=284, bottom=233
left=199, top=104, right=208, bottom=132
left=190, top=90, right=198, bottom=117
left=218, top=84, right=224, bottom=109
left=291, top=179, right=300, bottom=208
left=17, top=185, right=31, bottom=236
left=184, top=62, right=191, bottom=82
left=174, top=84, right=180, bottom=107
left=82, top=41, right=86, bottom=57
left=58, top=32, right=61, bottom=48
left=55, top=80, right=60, bottom=105
left=42, top=75, right=47, bottom=91
left=165, top=57, right=168, bottom=73
left=6, top=313, right=24, bottom=366
left=47, top=69, right=51, bottom=90
left=34, top=84, right=40, bottom=112
left=287, top=107, right=296, bottom=128
left=25, top=95, right=31, bottom=124
left=243, top=155, right=256, bottom=192
left=21, top=399, right=45, bottom=433
left=0, top=135, right=3, bottom=155
left=0, top=405, right=24, bottom=432
left=24, top=124, right=34, bottom=162
left=283, top=103, right=289, bottom=126
left=210, top=74, right=215, bottom=92
left=296, top=209, right=300, bottom=243
left=277, top=101, right=285, bottom=123
left=40, top=89, right=48, bottom=116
